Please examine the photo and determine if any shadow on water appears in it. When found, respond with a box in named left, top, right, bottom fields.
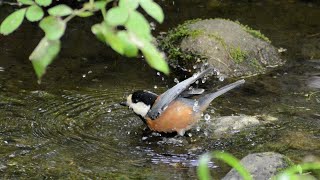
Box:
left=0, top=0, right=320, bottom=179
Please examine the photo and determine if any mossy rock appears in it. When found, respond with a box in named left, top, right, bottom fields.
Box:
left=159, top=19, right=285, bottom=77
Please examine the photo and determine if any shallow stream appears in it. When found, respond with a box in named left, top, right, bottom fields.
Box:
left=0, top=0, right=319, bottom=179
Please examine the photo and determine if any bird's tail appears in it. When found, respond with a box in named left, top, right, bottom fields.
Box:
left=198, top=79, right=245, bottom=112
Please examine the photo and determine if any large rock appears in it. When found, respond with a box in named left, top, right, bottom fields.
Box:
left=159, top=19, right=284, bottom=77
left=222, top=152, right=292, bottom=180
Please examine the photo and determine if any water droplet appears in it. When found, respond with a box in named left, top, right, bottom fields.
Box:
left=210, top=109, right=215, bottom=113
left=101, top=101, right=104, bottom=105
left=202, top=78, right=206, bottom=83
left=150, top=22, right=156, bottom=30
left=174, top=78, right=179, bottom=84
left=193, top=101, right=199, bottom=112
left=38, top=108, right=42, bottom=111
left=216, top=71, right=220, bottom=75
left=196, top=126, right=201, bottom=132
left=161, top=77, right=165, bottom=81
left=82, top=74, right=86, bottom=78
left=107, top=109, right=111, bottom=113
left=127, top=131, right=131, bottom=135
left=188, top=133, right=192, bottom=137
left=219, top=76, right=224, bottom=81
left=204, top=131, right=208, bottom=136
left=88, top=70, right=92, bottom=74
left=0, top=67, right=4, bottom=72
left=142, top=136, right=148, bottom=141
left=156, top=72, right=160, bottom=76
left=195, top=80, right=199, bottom=84
left=193, top=65, right=197, bottom=69
left=104, top=66, right=108, bottom=69
left=154, top=85, right=158, bottom=89
left=204, top=114, right=211, bottom=121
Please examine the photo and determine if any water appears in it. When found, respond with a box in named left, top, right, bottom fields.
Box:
left=1, top=0, right=320, bottom=179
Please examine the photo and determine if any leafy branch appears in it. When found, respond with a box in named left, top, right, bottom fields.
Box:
left=0, top=0, right=169, bottom=83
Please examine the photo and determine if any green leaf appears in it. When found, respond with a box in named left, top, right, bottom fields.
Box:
left=119, top=0, right=139, bottom=10
left=0, top=8, right=26, bottom=35
left=29, top=37, right=61, bottom=80
left=197, top=153, right=212, bottom=180
left=26, top=5, right=44, bottom=22
left=76, top=11, right=94, bottom=18
left=140, top=41, right=169, bottom=74
left=105, top=7, right=128, bottom=26
left=48, top=4, right=73, bottom=17
left=140, top=0, right=164, bottom=23
left=94, top=1, right=108, bottom=9
left=35, top=0, right=52, bottom=7
left=275, top=163, right=320, bottom=179
left=91, top=23, right=106, bottom=42
left=125, top=11, right=151, bottom=41
left=18, top=0, right=34, bottom=5
left=92, top=22, right=124, bottom=54
left=117, top=31, right=138, bottom=57
left=39, top=16, right=66, bottom=40
left=197, top=151, right=253, bottom=180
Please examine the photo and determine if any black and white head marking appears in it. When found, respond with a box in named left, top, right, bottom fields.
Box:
left=126, top=90, right=157, bottom=117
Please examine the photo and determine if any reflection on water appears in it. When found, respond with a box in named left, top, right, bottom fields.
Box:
left=1, top=0, right=320, bottom=179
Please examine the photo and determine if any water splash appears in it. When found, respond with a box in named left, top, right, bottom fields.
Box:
left=204, top=114, right=211, bottom=121
left=193, top=100, right=199, bottom=112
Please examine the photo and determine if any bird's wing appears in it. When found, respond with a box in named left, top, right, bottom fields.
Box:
left=179, top=88, right=205, bottom=98
left=147, top=67, right=214, bottom=119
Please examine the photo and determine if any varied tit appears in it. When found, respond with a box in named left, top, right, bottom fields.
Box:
left=120, top=67, right=245, bottom=136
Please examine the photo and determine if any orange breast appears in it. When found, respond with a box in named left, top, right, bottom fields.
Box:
left=146, top=100, right=199, bottom=134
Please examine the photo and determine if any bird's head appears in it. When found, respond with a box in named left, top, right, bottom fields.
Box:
left=120, top=90, right=157, bottom=117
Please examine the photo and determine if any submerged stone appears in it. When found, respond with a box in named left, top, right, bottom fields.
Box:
left=159, top=19, right=284, bottom=77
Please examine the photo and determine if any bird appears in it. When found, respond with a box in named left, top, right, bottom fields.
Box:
left=120, top=67, right=245, bottom=136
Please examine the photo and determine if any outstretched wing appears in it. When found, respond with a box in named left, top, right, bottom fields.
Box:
left=147, top=67, right=214, bottom=120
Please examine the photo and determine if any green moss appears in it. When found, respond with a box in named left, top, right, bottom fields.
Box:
left=158, top=19, right=204, bottom=65
left=230, top=47, right=248, bottom=63
left=207, top=33, right=249, bottom=64
left=249, top=58, right=263, bottom=70
left=235, top=21, right=271, bottom=43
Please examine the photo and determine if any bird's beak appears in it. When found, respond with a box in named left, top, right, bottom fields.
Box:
left=120, top=101, right=128, bottom=106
